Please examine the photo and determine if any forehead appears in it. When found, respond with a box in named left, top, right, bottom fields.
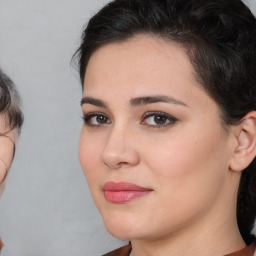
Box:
left=84, top=35, right=199, bottom=97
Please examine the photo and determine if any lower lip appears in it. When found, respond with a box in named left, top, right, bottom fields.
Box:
left=104, top=190, right=152, bottom=204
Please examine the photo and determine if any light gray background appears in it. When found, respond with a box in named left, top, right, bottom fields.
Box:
left=0, top=0, right=255, bottom=256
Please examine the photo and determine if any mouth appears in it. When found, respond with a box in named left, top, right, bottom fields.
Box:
left=103, top=181, right=153, bottom=204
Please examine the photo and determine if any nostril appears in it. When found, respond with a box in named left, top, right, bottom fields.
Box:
left=117, top=162, right=129, bottom=166
left=103, top=160, right=128, bottom=169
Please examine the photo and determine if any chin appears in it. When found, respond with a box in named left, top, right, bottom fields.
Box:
left=105, top=224, right=137, bottom=241
left=101, top=211, right=142, bottom=240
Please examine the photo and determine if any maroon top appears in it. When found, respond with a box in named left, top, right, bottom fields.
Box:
left=103, top=244, right=256, bottom=256
left=0, top=238, right=3, bottom=249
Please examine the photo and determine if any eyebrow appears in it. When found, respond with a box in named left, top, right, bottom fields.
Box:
left=130, top=95, right=188, bottom=107
left=81, top=95, right=187, bottom=108
left=81, top=97, right=107, bottom=108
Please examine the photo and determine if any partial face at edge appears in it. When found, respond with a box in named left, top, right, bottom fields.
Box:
left=79, top=35, right=237, bottom=241
left=0, top=116, right=17, bottom=194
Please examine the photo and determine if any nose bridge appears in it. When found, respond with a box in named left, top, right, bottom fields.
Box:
left=101, top=122, right=138, bottom=168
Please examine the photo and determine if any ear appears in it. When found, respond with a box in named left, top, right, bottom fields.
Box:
left=229, top=111, right=256, bottom=172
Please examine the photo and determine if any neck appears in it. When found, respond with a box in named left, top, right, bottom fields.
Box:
left=130, top=200, right=245, bottom=256
left=130, top=225, right=244, bottom=256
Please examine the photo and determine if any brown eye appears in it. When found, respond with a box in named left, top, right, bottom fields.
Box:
left=141, top=112, right=177, bottom=127
left=96, top=115, right=108, bottom=124
left=154, top=115, right=167, bottom=125
left=83, top=113, right=111, bottom=126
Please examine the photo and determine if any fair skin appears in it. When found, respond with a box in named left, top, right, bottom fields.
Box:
left=0, top=116, right=17, bottom=194
left=79, top=35, right=256, bottom=256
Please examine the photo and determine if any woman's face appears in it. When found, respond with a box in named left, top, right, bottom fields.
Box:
left=0, top=119, right=16, bottom=194
left=79, top=35, right=236, bottom=241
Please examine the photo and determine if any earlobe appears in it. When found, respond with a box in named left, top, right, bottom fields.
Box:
left=229, top=111, right=256, bottom=172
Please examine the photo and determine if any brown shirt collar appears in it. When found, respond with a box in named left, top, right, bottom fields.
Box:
left=225, top=245, right=256, bottom=256
left=103, top=244, right=256, bottom=256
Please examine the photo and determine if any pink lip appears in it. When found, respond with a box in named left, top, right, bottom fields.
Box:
left=103, top=182, right=153, bottom=204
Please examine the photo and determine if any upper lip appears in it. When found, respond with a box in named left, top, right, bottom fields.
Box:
left=103, top=181, right=152, bottom=191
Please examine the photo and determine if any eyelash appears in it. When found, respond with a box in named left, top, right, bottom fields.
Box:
left=82, top=111, right=178, bottom=128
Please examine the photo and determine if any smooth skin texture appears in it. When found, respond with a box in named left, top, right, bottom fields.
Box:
left=79, top=35, right=256, bottom=256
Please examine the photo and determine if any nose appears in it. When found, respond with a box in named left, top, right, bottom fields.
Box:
left=101, top=125, right=140, bottom=169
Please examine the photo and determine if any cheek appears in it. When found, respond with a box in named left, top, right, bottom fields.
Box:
left=143, top=123, right=228, bottom=178
left=133, top=130, right=230, bottom=234
left=0, top=161, right=7, bottom=183
left=79, top=130, right=103, bottom=187
left=142, top=127, right=229, bottom=205
left=0, top=140, right=14, bottom=184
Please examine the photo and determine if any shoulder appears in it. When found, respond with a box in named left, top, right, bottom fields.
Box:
left=102, top=244, right=131, bottom=256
